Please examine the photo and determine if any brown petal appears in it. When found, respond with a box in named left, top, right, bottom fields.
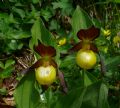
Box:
left=77, top=26, right=100, bottom=41
left=34, top=44, right=56, bottom=57
left=68, top=42, right=82, bottom=52
left=58, top=70, right=68, bottom=94
left=31, top=58, right=57, bottom=69
left=90, top=43, right=98, bottom=53
left=50, top=59, right=58, bottom=69
left=98, top=52, right=106, bottom=76
left=31, top=59, right=44, bottom=69
left=21, top=59, right=57, bottom=75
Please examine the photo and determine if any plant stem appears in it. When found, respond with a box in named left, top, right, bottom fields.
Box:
left=82, top=69, right=86, bottom=87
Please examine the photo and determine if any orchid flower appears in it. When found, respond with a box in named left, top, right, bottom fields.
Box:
left=70, top=26, right=100, bottom=53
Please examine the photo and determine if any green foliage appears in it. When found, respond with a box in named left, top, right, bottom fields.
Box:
left=0, top=59, right=15, bottom=79
left=14, top=72, right=41, bottom=108
left=52, top=0, right=73, bottom=15
left=30, top=18, right=41, bottom=46
left=29, top=17, right=57, bottom=50
left=0, top=87, right=7, bottom=95
left=105, top=56, right=120, bottom=71
left=55, top=81, right=109, bottom=108
left=0, top=12, right=30, bottom=54
left=32, top=0, right=41, bottom=4
left=83, top=71, right=98, bottom=86
left=111, top=0, right=120, bottom=3
left=0, top=0, right=120, bottom=108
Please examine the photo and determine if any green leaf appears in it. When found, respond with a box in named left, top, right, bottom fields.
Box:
left=9, top=31, right=30, bottom=39
left=0, top=66, right=14, bottom=79
left=29, top=38, right=35, bottom=50
left=81, top=82, right=109, bottom=108
left=30, top=18, right=56, bottom=49
left=52, top=1, right=73, bottom=15
left=56, top=87, right=87, bottom=108
left=52, top=2, right=70, bottom=9
left=9, top=13, right=17, bottom=24
left=39, top=18, right=56, bottom=46
left=0, top=19, right=9, bottom=33
left=60, top=54, right=75, bottom=68
left=45, top=88, right=58, bottom=108
left=49, top=20, right=60, bottom=30
left=31, top=18, right=41, bottom=46
left=41, top=9, right=53, bottom=21
left=55, top=81, right=110, bottom=108
left=12, top=7, right=25, bottom=19
left=105, top=56, right=120, bottom=71
left=0, top=87, right=7, bottom=95
left=0, top=61, right=4, bottom=69
left=9, top=0, right=17, bottom=2
left=14, top=72, right=41, bottom=108
left=92, top=18, right=102, bottom=28
left=32, top=0, right=40, bottom=4
left=111, top=0, right=120, bottom=3
left=45, top=88, right=53, bottom=107
left=0, top=13, right=9, bottom=19
left=83, top=71, right=97, bottom=87
left=17, top=43, right=23, bottom=50
left=97, top=83, right=110, bottom=108
left=8, top=40, right=18, bottom=50
left=5, top=59, right=15, bottom=69
left=71, top=6, right=93, bottom=41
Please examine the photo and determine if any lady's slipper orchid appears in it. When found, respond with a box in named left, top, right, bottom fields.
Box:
left=23, top=43, right=68, bottom=92
left=29, top=43, right=57, bottom=85
left=70, top=26, right=100, bottom=53
left=31, top=43, right=57, bottom=69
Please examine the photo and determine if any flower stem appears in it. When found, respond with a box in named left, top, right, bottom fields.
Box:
left=82, top=69, right=86, bottom=86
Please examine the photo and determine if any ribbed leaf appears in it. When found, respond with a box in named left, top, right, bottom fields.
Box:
left=105, top=56, right=120, bottom=71
left=31, top=18, right=41, bottom=46
left=83, top=71, right=97, bottom=87
left=32, top=0, right=41, bottom=4
left=55, top=81, right=110, bottom=108
left=39, top=18, right=56, bottom=46
left=14, top=72, right=41, bottom=108
left=111, top=0, right=120, bottom=3
left=30, top=18, right=56, bottom=49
